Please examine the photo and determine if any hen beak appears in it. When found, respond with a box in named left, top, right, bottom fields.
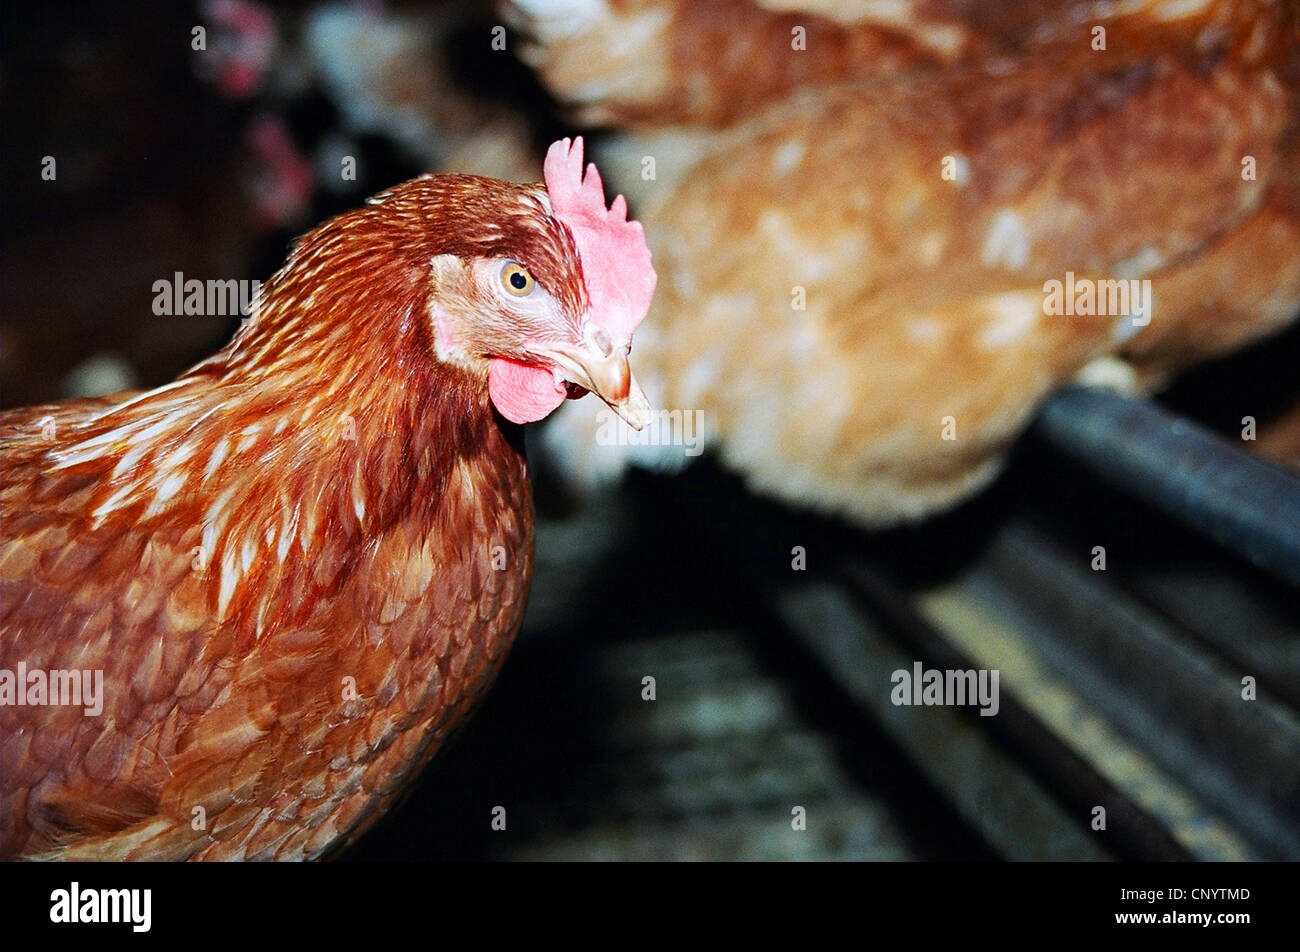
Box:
left=544, top=343, right=653, bottom=430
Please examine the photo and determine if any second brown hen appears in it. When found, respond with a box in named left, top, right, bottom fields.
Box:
left=521, top=0, right=1300, bottom=524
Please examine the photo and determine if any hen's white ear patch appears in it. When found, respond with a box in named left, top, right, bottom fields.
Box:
left=429, top=255, right=472, bottom=366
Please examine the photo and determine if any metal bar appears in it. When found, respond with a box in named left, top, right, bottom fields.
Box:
left=764, top=583, right=1105, bottom=860
left=837, top=563, right=1197, bottom=862
left=1034, top=387, right=1300, bottom=587
left=979, top=520, right=1300, bottom=858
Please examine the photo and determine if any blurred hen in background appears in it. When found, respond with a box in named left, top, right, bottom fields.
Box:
left=511, top=0, right=1300, bottom=524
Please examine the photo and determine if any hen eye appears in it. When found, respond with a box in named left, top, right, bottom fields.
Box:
left=501, top=262, right=535, bottom=297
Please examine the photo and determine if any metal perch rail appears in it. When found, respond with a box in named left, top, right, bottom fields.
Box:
left=1033, top=386, right=1300, bottom=588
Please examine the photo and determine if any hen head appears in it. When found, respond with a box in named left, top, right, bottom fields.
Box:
left=433, top=137, right=657, bottom=428
left=218, top=137, right=655, bottom=432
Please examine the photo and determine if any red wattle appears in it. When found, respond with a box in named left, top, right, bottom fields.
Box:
left=488, top=358, right=567, bottom=424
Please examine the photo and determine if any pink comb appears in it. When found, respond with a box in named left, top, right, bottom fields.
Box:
left=544, top=137, right=656, bottom=347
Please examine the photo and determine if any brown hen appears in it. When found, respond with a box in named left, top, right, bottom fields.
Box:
left=0, top=138, right=655, bottom=860
left=519, top=0, right=1300, bottom=524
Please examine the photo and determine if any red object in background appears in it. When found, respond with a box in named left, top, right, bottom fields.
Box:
left=244, top=115, right=316, bottom=232
left=198, top=0, right=277, bottom=100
